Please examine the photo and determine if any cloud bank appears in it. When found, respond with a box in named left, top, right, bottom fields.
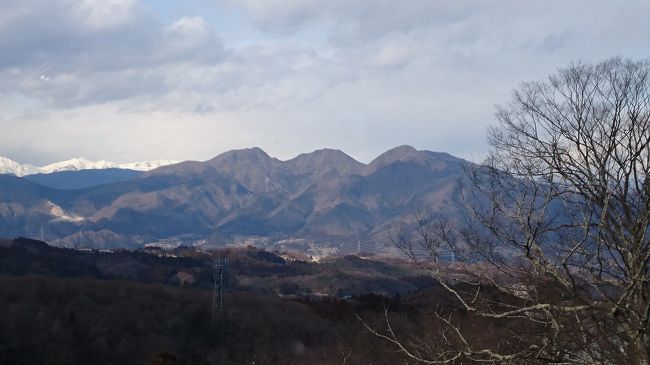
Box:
left=1, top=0, right=649, bottom=164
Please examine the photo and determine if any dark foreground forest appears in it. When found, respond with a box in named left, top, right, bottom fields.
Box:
left=0, top=238, right=528, bottom=365
left=1, top=275, right=408, bottom=364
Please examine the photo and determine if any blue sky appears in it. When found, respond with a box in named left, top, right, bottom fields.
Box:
left=1, top=0, right=649, bottom=164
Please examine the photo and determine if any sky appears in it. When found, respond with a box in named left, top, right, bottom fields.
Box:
left=1, top=0, right=649, bottom=165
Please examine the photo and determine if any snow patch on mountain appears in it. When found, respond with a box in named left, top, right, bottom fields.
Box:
left=117, top=160, right=178, bottom=171
left=40, top=157, right=118, bottom=172
left=45, top=201, right=86, bottom=223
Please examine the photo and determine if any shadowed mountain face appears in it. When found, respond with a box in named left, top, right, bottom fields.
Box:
left=0, top=146, right=470, bottom=251
left=24, top=168, right=143, bottom=190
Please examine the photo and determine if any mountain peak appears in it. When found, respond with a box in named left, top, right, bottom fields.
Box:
left=0, top=156, right=40, bottom=176
left=286, top=148, right=363, bottom=175
left=387, top=145, right=418, bottom=154
left=368, top=145, right=420, bottom=165
left=364, top=145, right=459, bottom=174
left=287, top=148, right=359, bottom=164
left=208, top=148, right=277, bottom=170
left=205, top=148, right=282, bottom=192
left=210, top=147, right=271, bottom=162
left=40, top=157, right=111, bottom=172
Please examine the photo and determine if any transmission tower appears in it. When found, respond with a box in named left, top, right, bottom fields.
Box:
left=211, top=257, right=229, bottom=321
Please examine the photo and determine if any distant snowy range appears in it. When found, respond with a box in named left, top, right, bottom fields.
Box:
left=0, top=156, right=178, bottom=176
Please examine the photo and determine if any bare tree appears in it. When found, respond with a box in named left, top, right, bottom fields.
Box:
left=377, top=58, right=650, bottom=364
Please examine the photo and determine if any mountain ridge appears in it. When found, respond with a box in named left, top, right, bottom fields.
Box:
left=0, top=146, right=470, bottom=254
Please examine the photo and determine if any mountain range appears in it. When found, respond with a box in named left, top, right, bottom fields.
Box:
left=0, top=146, right=470, bottom=254
left=0, top=156, right=177, bottom=176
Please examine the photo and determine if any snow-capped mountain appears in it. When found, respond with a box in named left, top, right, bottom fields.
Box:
left=0, top=156, right=41, bottom=176
left=0, top=156, right=179, bottom=176
left=40, top=157, right=120, bottom=173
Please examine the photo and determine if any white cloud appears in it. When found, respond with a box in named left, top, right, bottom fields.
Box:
left=78, top=0, right=140, bottom=29
left=0, top=0, right=226, bottom=107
